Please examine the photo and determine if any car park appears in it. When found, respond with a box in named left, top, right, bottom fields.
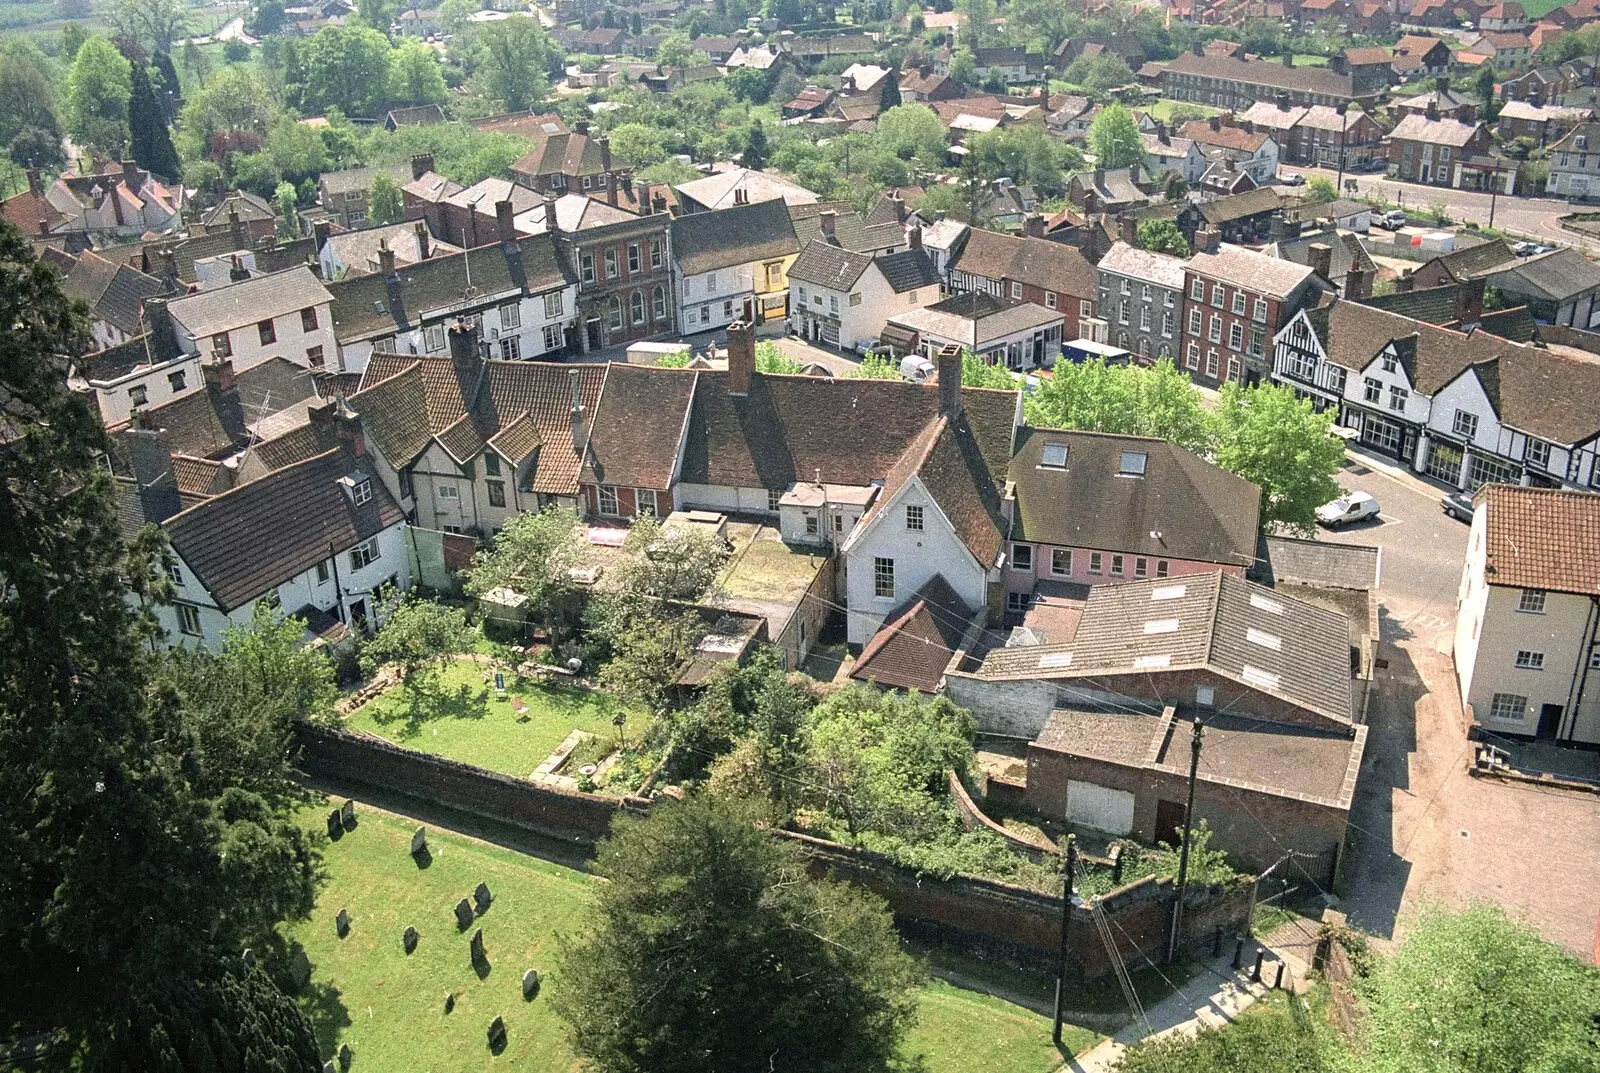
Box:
left=1317, top=490, right=1380, bottom=527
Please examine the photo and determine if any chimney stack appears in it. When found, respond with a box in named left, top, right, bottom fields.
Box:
left=1198, top=226, right=1221, bottom=254
left=651, top=192, right=666, bottom=214
left=203, top=356, right=236, bottom=393
left=448, top=318, right=479, bottom=365
left=1457, top=277, right=1485, bottom=326
left=313, top=219, right=331, bottom=249
left=819, top=209, right=837, bottom=237
left=1436, top=75, right=1451, bottom=94
left=598, top=134, right=612, bottom=174
left=1277, top=91, right=1291, bottom=112
left=1192, top=41, right=1204, bottom=55
left=1024, top=213, right=1045, bottom=238
left=229, top=254, right=250, bottom=282
left=734, top=186, right=749, bottom=205
left=26, top=167, right=41, bottom=196
left=936, top=343, right=963, bottom=419
left=726, top=320, right=754, bottom=395
left=621, top=172, right=634, bottom=197
left=411, top=153, right=435, bottom=180
left=307, top=397, right=338, bottom=434
left=1307, top=241, right=1333, bottom=281
left=568, top=367, right=585, bottom=451
left=1345, top=264, right=1374, bottom=299
left=575, top=120, right=590, bottom=135
left=414, top=220, right=431, bottom=258
left=908, top=223, right=923, bottom=250
left=495, top=198, right=516, bottom=242
left=377, top=239, right=397, bottom=277
left=1282, top=53, right=1293, bottom=66
left=543, top=192, right=559, bottom=231
left=335, top=405, right=365, bottom=457
left=636, top=182, right=651, bottom=215
left=1120, top=214, right=1139, bottom=246
left=888, top=191, right=905, bottom=222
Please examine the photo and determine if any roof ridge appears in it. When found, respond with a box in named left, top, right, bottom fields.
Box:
left=166, top=446, right=343, bottom=524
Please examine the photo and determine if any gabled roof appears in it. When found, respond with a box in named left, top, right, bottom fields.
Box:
left=1492, top=345, right=1600, bottom=444
left=1389, top=113, right=1485, bottom=147
left=787, top=239, right=873, bottom=289
left=1424, top=238, right=1519, bottom=281
left=1178, top=120, right=1272, bottom=153
left=1485, top=246, right=1600, bottom=300
left=1009, top=427, right=1261, bottom=567
left=850, top=574, right=975, bottom=693
left=165, top=448, right=404, bottom=611
left=888, top=292, right=1061, bottom=348
left=1163, top=52, right=1357, bottom=97
left=200, top=190, right=275, bottom=226
left=1097, top=242, right=1188, bottom=290
left=1301, top=297, right=1515, bottom=393
left=875, top=247, right=943, bottom=293
left=950, top=228, right=1097, bottom=296
left=169, top=267, right=333, bottom=339
left=1196, top=187, right=1283, bottom=225
left=579, top=364, right=696, bottom=490
left=319, top=162, right=412, bottom=196
left=670, top=198, right=801, bottom=276
left=1480, top=485, right=1600, bottom=594
left=1188, top=243, right=1317, bottom=299
left=132, top=358, right=321, bottom=460
left=511, top=130, right=609, bottom=179
left=674, top=167, right=820, bottom=212
left=974, top=571, right=1355, bottom=726
left=62, top=250, right=167, bottom=334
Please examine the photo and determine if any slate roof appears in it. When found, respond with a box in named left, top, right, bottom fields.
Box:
left=200, top=190, right=275, bottom=227
left=61, top=250, right=167, bottom=335
left=326, top=232, right=575, bottom=343
left=849, top=575, right=975, bottom=693
left=975, top=571, right=1356, bottom=727
left=669, top=198, right=801, bottom=276
left=1424, top=239, right=1518, bottom=281
left=1188, top=243, right=1317, bottom=299
left=888, top=292, right=1061, bottom=348
left=875, top=247, right=942, bottom=293
left=132, top=358, right=321, bottom=459
left=1492, top=345, right=1600, bottom=444
left=950, top=228, right=1097, bottom=297
left=1389, top=113, right=1485, bottom=147
left=1255, top=534, right=1381, bottom=590
left=1196, top=187, right=1283, bottom=226
left=1303, top=298, right=1515, bottom=393
left=320, top=163, right=412, bottom=196
left=1163, top=52, right=1358, bottom=97
left=1096, top=242, right=1188, bottom=290
left=675, top=167, right=820, bottom=211
left=165, top=448, right=404, bottom=611
left=1009, top=427, right=1261, bottom=567
left=1479, top=484, right=1600, bottom=595
left=169, top=267, right=333, bottom=339
left=787, top=239, right=873, bottom=289
left=788, top=206, right=904, bottom=253
left=1485, top=247, right=1600, bottom=300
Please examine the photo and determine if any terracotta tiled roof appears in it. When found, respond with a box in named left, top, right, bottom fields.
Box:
left=480, top=361, right=604, bottom=495
left=1178, top=120, right=1272, bottom=153
left=580, top=364, right=698, bottom=490
left=850, top=574, right=976, bottom=692
left=166, top=447, right=404, bottom=611
left=1480, top=484, right=1600, bottom=595
left=951, top=228, right=1097, bottom=298
left=348, top=361, right=434, bottom=467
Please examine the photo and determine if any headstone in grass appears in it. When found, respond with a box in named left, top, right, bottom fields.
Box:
left=522, top=968, right=539, bottom=1000
left=340, top=799, right=355, bottom=828
left=474, top=882, right=492, bottom=913
left=455, top=898, right=474, bottom=930
left=335, top=908, right=349, bottom=938
left=411, top=826, right=427, bottom=856
left=289, top=947, right=312, bottom=989
left=444, top=991, right=455, bottom=1014
left=403, top=926, right=418, bottom=954
left=470, top=927, right=485, bottom=964
left=487, top=1015, right=507, bottom=1052
left=338, top=1042, right=352, bottom=1070
left=327, top=809, right=342, bottom=839
left=323, top=1062, right=334, bottom=1073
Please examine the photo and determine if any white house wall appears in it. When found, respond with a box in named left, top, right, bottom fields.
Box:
left=679, top=265, right=756, bottom=333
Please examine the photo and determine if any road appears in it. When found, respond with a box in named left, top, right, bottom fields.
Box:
left=1283, top=165, right=1598, bottom=253
left=1307, top=446, right=1600, bottom=962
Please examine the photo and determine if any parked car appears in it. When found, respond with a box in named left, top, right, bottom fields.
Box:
left=1512, top=241, right=1540, bottom=256
left=1376, top=209, right=1408, bottom=230
left=1441, top=490, right=1476, bottom=522
left=1280, top=171, right=1305, bottom=186
left=1317, top=490, right=1380, bottom=527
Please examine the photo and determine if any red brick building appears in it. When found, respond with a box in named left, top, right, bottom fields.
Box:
left=946, top=225, right=1099, bottom=342
left=1180, top=237, right=1330, bottom=386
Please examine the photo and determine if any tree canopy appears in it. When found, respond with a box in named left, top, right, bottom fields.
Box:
left=553, top=794, right=924, bottom=1073
left=1089, top=102, right=1144, bottom=170
left=68, top=36, right=133, bottom=150
left=1137, top=218, right=1190, bottom=257
left=1210, top=381, right=1344, bottom=534
left=1027, top=357, right=1212, bottom=453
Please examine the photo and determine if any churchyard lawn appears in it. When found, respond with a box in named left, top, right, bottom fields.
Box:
left=344, top=658, right=642, bottom=781
left=290, top=802, right=1091, bottom=1073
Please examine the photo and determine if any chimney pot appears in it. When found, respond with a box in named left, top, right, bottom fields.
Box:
left=335, top=406, right=365, bottom=457
left=726, top=320, right=755, bottom=395
left=936, top=343, right=963, bottom=419
left=204, top=357, right=236, bottom=393
left=908, top=223, right=923, bottom=250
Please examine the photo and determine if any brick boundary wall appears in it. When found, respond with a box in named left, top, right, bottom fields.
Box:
left=946, top=771, right=1058, bottom=861
left=296, top=724, right=1255, bottom=980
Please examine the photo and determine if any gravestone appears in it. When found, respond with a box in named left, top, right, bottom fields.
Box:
left=340, top=799, right=355, bottom=828
left=323, top=1062, right=335, bottom=1073
left=289, top=947, right=312, bottom=989
left=326, top=809, right=342, bottom=839
left=335, top=908, right=349, bottom=938
left=241, top=948, right=255, bottom=970
left=454, top=898, right=474, bottom=930
left=470, top=927, right=485, bottom=963
left=444, top=991, right=455, bottom=1014
left=338, top=1042, right=352, bottom=1070
left=403, top=926, right=419, bottom=954
left=521, top=968, right=539, bottom=1000
left=473, top=882, right=492, bottom=913
left=487, top=1015, right=507, bottom=1050
left=410, top=826, right=427, bottom=856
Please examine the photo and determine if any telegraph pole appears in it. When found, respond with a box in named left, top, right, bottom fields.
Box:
left=1166, top=717, right=1205, bottom=965
left=1052, top=834, right=1079, bottom=1047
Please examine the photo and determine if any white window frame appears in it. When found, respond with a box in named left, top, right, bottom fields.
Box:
left=598, top=484, right=619, bottom=516
left=635, top=488, right=657, bottom=516
left=873, top=556, right=895, bottom=599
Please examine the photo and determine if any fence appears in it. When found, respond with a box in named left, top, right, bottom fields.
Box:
left=296, top=724, right=1255, bottom=981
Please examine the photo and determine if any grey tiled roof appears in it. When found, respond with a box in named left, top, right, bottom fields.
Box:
left=875, top=247, right=942, bottom=293
left=670, top=198, right=800, bottom=276
left=168, top=267, right=333, bottom=339
left=786, top=239, right=872, bottom=289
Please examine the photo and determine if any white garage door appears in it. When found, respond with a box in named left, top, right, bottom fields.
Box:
left=1065, top=781, right=1136, bottom=836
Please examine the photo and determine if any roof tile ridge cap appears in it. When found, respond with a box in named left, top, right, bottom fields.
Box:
left=168, top=446, right=342, bottom=525
left=1201, top=569, right=1227, bottom=669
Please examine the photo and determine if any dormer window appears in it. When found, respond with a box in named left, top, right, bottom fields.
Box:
left=1040, top=442, right=1068, bottom=468
left=1579, top=134, right=1588, bottom=149
left=353, top=479, right=372, bottom=506
left=1119, top=450, right=1148, bottom=476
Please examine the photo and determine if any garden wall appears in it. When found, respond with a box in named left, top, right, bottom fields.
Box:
left=296, top=724, right=1254, bottom=981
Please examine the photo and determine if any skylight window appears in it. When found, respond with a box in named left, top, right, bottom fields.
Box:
left=1118, top=450, right=1148, bottom=476
left=1040, top=442, right=1069, bottom=468
left=1249, top=592, right=1284, bottom=615
left=1151, top=584, right=1187, bottom=601
left=1134, top=654, right=1171, bottom=669
left=1038, top=652, right=1074, bottom=669
left=1246, top=627, right=1282, bottom=651
left=1241, top=665, right=1281, bottom=690
left=1144, top=618, right=1181, bottom=635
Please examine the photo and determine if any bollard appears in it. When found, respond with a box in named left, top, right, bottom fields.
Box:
left=1232, top=936, right=1245, bottom=970
left=1251, top=950, right=1265, bottom=983
left=1212, top=926, right=1223, bottom=958
left=1274, top=961, right=1286, bottom=990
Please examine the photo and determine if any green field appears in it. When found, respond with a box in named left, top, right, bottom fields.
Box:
left=344, top=659, right=640, bottom=779
left=289, top=804, right=1093, bottom=1073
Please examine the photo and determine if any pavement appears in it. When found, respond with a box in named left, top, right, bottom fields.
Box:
left=1305, top=443, right=1600, bottom=965
left=1283, top=165, right=1599, bottom=253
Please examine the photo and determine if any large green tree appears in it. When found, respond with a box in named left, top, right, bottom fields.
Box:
left=68, top=36, right=134, bottom=150
left=360, top=599, right=474, bottom=707
left=1089, top=102, right=1144, bottom=171
left=304, top=24, right=393, bottom=117
left=105, top=0, right=189, bottom=54
left=0, top=223, right=321, bottom=1068
left=0, top=39, right=62, bottom=150
left=876, top=102, right=946, bottom=163
left=1210, top=381, right=1344, bottom=534
left=128, top=61, right=181, bottom=179
left=1027, top=357, right=1212, bottom=453
left=553, top=795, right=925, bottom=1073
left=1355, top=903, right=1600, bottom=1073
left=1137, top=218, right=1190, bottom=257
left=388, top=37, right=447, bottom=105
left=464, top=506, right=586, bottom=636
left=469, top=16, right=550, bottom=112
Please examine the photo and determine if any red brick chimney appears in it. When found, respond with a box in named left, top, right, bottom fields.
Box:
left=377, top=239, right=397, bottom=277
left=204, top=357, right=236, bottom=393
left=1307, top=242, right=1334, bottom=281
left=1121, top=215, right=1139, bottom=246
left=411, top=153, right=435, bottom=180
left=543, top=193, right=559, bottom=231
left=1025, top=213, right=1046, bottom=238
left=414, top=220, right=431, bottom=259
left=335, top=406, right=365, bottom=457
left=726, top=319, right=754, bottom=395
left=820, top=210, right=837, bottom=238
left=494, top=198, right=515, bottom=242
left=936, top=343, right=963, bottom=419
left=1457, top=277, right=1485, bottom=325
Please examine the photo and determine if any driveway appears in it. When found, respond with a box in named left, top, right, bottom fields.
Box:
left=1313, top=446, right=1600, bottom=963
left=1282, top=165, right=1598, bottom=253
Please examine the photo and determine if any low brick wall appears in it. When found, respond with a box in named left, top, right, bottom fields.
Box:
left=298, top=724, right=1254, bottom=980
left=947, top=771, right=1057, bottom=861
